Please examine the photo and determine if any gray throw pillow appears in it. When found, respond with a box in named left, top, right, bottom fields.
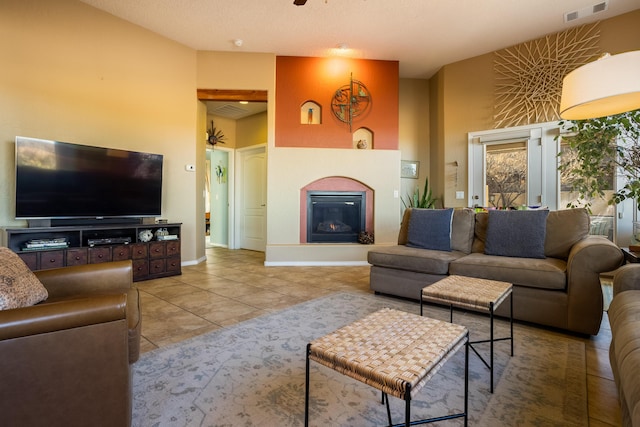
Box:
left=406, top=208, right=454, bottom=251
left=484, top=210, right=549, bottom=259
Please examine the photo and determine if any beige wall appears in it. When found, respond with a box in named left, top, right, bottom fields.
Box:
left=5, top=1, right=630, bottom=265
left=237, top=112, right=268, bottom=149
left=207, top=115, right=238, bottom=149
left=398, top=79, right=430, bottom=206
left=431, top=9, right=640, bottom=208
left=0, top=0, right=200, bottom=262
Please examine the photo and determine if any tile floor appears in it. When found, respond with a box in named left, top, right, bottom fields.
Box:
left=136, top=247, right=622, bottom=426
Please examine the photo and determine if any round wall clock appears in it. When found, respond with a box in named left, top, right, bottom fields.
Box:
left=331, top=75, right=371, bottom=131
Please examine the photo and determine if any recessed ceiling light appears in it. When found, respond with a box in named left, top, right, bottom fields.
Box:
left=239, top=101, right=249, bottom=104
left=233, top=39, right=243, bottom=47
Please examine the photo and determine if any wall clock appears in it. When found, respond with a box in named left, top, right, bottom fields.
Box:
left=331, top=74, right=371, bottom=131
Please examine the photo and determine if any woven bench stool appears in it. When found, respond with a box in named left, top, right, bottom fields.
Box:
left=420, top=275, right=513, bottom=393
left=304, top=308, right=469, bottom=427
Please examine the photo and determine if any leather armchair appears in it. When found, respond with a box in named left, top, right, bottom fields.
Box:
left=0, top=260, right=141, bottom=427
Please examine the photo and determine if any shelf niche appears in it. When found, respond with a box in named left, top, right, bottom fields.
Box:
left=300, top=101, right=321, bottom=125
left=353, top=127, right=374, bottom=149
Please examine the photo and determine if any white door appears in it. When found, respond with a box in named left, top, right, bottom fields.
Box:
left=239, top=146, right=266, bottom=251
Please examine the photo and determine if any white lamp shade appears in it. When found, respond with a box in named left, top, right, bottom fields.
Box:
left=560, top=50, right=640, bottom=120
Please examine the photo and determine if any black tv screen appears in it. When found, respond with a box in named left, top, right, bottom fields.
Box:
left=15, top=136, right=163, bottom=219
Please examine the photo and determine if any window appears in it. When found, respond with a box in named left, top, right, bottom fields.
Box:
left=469, top=122, right=617, bottom=241
left=485, top=142, right=527, bottom=208
left=559, top=140, right=615, bottom=240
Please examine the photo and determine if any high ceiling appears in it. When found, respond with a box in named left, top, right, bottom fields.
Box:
left=80, top=0, right=638, bottom=79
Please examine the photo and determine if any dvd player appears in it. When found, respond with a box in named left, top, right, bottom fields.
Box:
left=87, top=237, right=132, bottom=247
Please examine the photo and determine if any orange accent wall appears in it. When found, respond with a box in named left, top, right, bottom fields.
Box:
left=275, top=56, right=399, bottom=149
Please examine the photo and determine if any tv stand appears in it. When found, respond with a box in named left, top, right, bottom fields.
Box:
left=27, top=217, right=145, bottom=228
left=2, top=223, right=181, bottom=282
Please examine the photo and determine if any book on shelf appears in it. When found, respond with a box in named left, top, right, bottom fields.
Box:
left=22, top=243, right=69, bottom=251
left=157, top=235, right=179, bottom=241
left=23, top=238, right=69, bottom=250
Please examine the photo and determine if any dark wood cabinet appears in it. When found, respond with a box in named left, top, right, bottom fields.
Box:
left=2, top=223, right=181, bottom=282
left=66, top=248, right=88, bottom=266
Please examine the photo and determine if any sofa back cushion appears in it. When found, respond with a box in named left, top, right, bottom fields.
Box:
left=472, top=212, right=489, bottom=253
left=544, top=208, right=590, bottom=259
left=399, top=208, right=475, bottom=254
left=451, top=208, right=475, bottom=254
left=473, top=208, right=590, bottom=259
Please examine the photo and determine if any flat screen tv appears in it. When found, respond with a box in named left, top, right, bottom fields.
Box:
left=15, top=136, right=163, bottom=221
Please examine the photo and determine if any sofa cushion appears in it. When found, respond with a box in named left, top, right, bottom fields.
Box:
left=0, top=247, right=48, bottom=310
left=368, top=245, right=466, bottom=275
left=472, top=212, right=489, bottom=253
left=544, top=208, right=590, bottom=259
left=451, top=209, right=475, bottom=254
left=484, top=210, right=549, bottom=259
left=449, top=253, right=567, bottom=290
left=400, top=208, right=475, bottom=254
left=406, top=208, right=454, bottom=251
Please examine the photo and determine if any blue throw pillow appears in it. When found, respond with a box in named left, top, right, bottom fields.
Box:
left=406, top=208, right=454, bottom=251
left=484, top=210, right=549, bottom=258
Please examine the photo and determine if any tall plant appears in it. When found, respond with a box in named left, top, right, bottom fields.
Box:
left=557, top=109, right=640, bottom=211
left=402, top=177, right=437, bottom=209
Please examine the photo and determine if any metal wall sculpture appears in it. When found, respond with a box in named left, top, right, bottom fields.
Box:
left=493, top=23, right=600, bottom=128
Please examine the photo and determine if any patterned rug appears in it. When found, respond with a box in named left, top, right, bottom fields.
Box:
left=132, top=292, right=587, bottom=427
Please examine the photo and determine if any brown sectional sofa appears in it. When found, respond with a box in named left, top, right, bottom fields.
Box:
left=608, top=264, right=640, bottom=427
left=368, top=208, right=623, bottom=335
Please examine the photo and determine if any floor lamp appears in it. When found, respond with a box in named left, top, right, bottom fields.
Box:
left=560, top=50, right=640, bottom=120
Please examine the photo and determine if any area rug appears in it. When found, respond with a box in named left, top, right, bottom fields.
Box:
left=132, top=292, right=587, bottom=427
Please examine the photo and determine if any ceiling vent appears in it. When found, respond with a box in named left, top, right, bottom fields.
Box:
left=211, top=103, right=249, bottom=119
left=564, top=1, right=608, bottom=23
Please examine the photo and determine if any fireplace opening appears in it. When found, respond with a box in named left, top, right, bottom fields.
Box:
left=307, top=191, right=365, bottom=243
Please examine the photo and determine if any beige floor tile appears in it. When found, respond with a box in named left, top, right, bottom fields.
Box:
left=587, top=346, right=614, bottom=380
left=588, top=375, right=622, bottom=426
left=138, top=246, right=620, bottom=425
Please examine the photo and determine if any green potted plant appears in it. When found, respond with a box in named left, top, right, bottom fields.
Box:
left=402, top=176, right=438, bottom=209
left=558, top=110, right=640, bottom=208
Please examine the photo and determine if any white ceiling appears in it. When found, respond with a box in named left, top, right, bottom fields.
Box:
left=205, top=101, right=267, bottom=120
left=80, top=0, right=638, bottom=80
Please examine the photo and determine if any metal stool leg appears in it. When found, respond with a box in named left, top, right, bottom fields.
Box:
left=305, top=343, right=311, bottom=427
left=510, top=292, right=514, bottom=356
left=489, top=301, right=494, bottom=393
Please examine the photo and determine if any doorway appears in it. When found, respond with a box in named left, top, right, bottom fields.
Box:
left=206, top=148, right=231, bottom=248
left=198, top=89, right=268, bottom=252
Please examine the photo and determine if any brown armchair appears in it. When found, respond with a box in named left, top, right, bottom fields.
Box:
left=0, top=260, right=141, bottom=427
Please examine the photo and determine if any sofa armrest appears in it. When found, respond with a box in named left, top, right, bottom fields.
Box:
left=0, top=293, right=128, bottom=341
left=0, top=293, right=132, bottom=427
left=566, top=235, right=624, bottom=333
left=35, top=260, right=133, bottom=299
left=612, top=264, right=640, bottom=296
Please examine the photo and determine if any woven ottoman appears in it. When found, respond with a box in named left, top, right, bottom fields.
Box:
left=304, top=308, right=469, bottom=427
left=420, top=275, right=513, bottom=393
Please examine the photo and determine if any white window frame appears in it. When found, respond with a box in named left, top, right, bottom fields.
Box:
left=468, top=122, right=559, bottom=209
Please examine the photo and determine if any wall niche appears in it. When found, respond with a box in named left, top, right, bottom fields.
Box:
left=300, top=101, right=321, bottom=125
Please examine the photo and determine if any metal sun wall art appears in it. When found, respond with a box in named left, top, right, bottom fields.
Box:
left=493, top=22, right=600, bottom=128
left=331, top=74, right=371, bottom=132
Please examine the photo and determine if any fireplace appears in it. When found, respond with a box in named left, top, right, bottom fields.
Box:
left=307, top=191, right=365, bottom=243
